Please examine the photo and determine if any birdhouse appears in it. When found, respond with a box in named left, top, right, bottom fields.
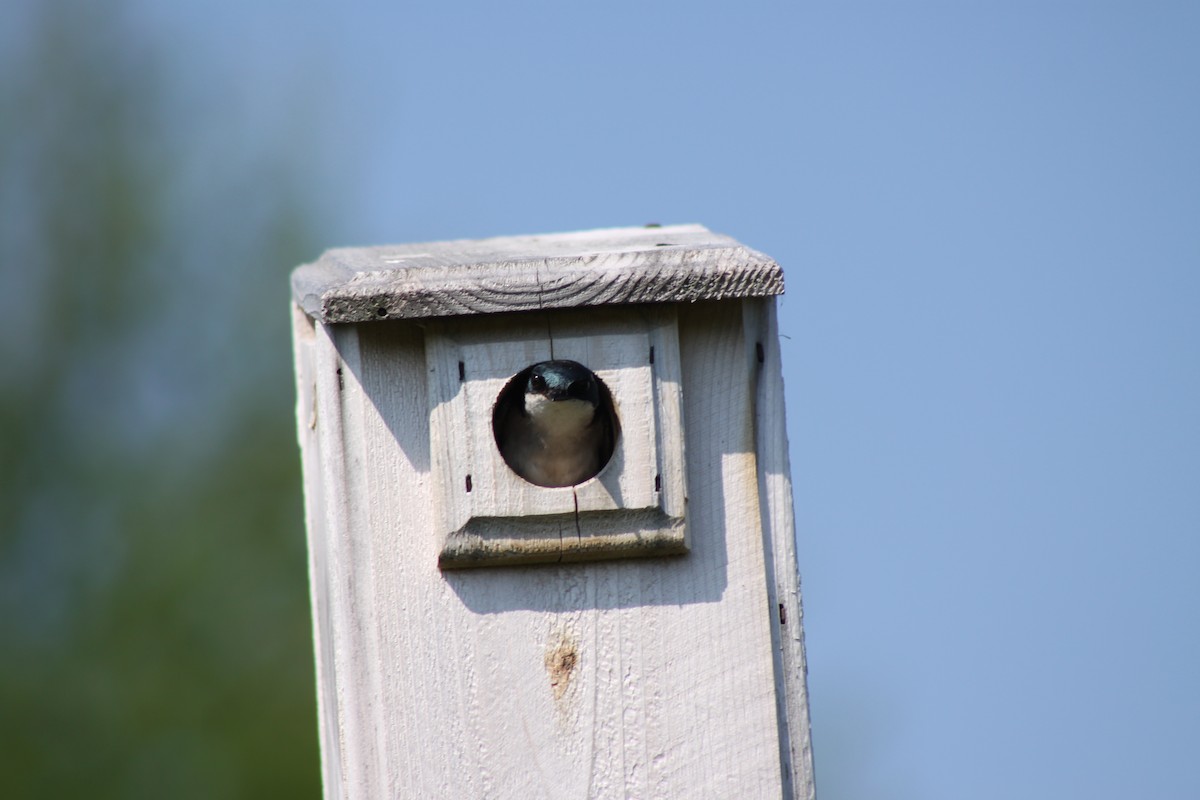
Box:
left=291, top=225, right=815, bottom=798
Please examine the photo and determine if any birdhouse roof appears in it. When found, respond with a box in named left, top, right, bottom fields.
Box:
left=290, top=224, right=783, bottom=323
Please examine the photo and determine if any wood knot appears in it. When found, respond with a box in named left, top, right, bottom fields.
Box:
left=545, top=638, right=578, bottom=700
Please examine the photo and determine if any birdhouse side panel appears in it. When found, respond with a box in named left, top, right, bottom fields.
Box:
left=744, top=298, right=816, bottom=799
left=290, top=305, right=346, bottom=796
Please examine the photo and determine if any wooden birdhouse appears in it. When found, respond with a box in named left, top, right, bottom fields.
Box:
left=291, top=224, right=815, bottom=799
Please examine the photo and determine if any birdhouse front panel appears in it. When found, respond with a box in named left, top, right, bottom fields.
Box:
left=291, top=226, right=816, bottom=799
left=425, top=306, right=687, bottom=567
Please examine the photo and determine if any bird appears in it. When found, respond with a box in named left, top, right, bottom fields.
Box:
left=492, top=359, right=616, bottom=488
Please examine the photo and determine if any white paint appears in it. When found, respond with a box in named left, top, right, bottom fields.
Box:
left=293, top=301, right=814, bottom=797
left=425, top=307, right=688, bottom=567
left=291, top=229, right=814, bottom=799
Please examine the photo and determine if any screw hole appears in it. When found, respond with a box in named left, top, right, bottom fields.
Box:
left=376, top=307, right=388, bottom=317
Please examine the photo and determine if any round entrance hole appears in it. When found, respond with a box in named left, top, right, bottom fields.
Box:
left=491, top=359, right=619, bottom=487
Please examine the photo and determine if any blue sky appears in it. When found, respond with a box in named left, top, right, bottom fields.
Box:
left=134, top=1, right=1200, bottom=796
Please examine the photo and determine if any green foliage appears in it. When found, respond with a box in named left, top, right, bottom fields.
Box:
left=0, top=1, right=322, bottom=796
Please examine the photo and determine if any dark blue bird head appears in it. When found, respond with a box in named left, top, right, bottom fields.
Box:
left=525, top=360, right=600, bottom=407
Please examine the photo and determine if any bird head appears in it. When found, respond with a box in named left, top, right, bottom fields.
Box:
left=524, top=360, right=600, bottom=408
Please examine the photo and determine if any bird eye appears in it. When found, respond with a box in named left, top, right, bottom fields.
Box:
left=530, top=374, right=547, bottom=392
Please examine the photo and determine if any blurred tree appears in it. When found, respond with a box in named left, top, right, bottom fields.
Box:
left=0, top=1, right=322, bottom=796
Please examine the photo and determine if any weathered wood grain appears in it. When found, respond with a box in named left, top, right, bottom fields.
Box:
left=745, top=298, right=817, bottom=800
left=291, top=303, right=344, bottom=795
left=299, top=301, right=806, bottom=798
left=425, top=306, right=688, bottom=567
left=292, top=224, right=814, bottom=798
left=291, top=224, right=785, bottom=323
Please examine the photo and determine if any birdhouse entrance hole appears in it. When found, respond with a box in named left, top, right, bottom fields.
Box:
left=492, top=360, right=621, bottom=488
